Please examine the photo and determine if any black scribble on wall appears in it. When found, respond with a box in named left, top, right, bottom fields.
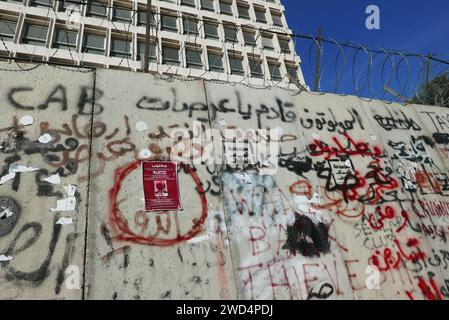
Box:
left=278, top=154, right=313, bottom=177
left=307, top=282, right=335, bottom=300
left=433, top=133, right=449, bottom=145
left=282, top=214, right=331, bottom=258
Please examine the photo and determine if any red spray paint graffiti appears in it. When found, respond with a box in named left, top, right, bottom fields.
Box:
left=108, top=160, right=208, bottom=246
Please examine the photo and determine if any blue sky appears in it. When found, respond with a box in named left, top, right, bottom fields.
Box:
left=282, top=0, right=449, bottom=98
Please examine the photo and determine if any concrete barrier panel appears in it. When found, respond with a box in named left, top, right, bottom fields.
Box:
left=0, top=62, right=94, bottom=299
left=204, top=83, right=354, bottom=300
left=361, top=99, right=449, bottom=299
left=85, top=70, right=236, bottom=300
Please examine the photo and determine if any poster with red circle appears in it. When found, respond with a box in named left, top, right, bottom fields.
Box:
left=142, top=161, right=182, bottom=212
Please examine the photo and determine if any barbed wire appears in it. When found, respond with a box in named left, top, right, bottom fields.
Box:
left=292, top=31, right=449, bottom=106
left=1, top=1, right=448, bottom=105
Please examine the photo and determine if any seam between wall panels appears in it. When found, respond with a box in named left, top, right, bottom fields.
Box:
left=202, top=79, right=240, bottom=300
left=81, top=68, right=97, bottom=300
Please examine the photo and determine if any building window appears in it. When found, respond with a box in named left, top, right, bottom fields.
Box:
left=237, top=3, right=250, bottom=19
left=286, top=64, right=298, bottom=81
left=243, top=30, right=256, bottom=46
left=29, top=0, right=52, bottom=8
left=162, top=44, right=180, bottom=66
left=254, top=7, right=266, bottom=23
left=271, top=11, right=283, bottom=27
left=201, top=0, right=214, bottom=11
left=268, top=62, right=282, bottom=81
left=57, top=0, right=73, bottom=12
left=181, top=0, right=196, bottom=7
left=249, top=59, right=263, bottom=78
left=161, top=14, right=178, bottom=32
left=53, top=27, right=77, bottom=49
left=219, top=0, right=233, bottom=16
left=208, top=50, right=223, bottom=72
left=137, top=41, right=157, bottom=62
left=82, top=30, right=105, bottom=54
left=0, top=17, right=16, bottom=40
left=229, top=55, right=244, bottom=75
left=204, top=22, right=219, bottom=39
left=137, top=8, right=156, bottom=27
left=86, top=1, right=108, bottom=18
left=110, top=35, right=131, bottom=58
left=224, top=24, right=237, bottom=43
left=112, top=2, right=132, bottom=24
left=22, top=22, right=48, bottom=46
left=262, top=34, right=274, bottom=50
left=279, top=37, right=291, bottom=53
left=186, top=47, right=203, bottom=69
left=183, top=16, right=198, bottom=35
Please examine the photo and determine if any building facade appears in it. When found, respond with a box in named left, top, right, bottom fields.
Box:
left=0, top=0, right=305, bottom=87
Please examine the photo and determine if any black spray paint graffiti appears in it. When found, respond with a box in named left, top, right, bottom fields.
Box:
left=136, top=88, right=209, bottom=122
left=387, top=136, right=434, bottom=164
left=208, top=90, right=296, bottom=129
left=0, top=213, right=81, bottom=294
left=0, top=131, right=82, bottom=195
left=299, top=107, right=364, bottom=134
left=306, top=282, right=335, bottom=300
left=278, top=151, right=313, bottom=178
left=0, top=196, right=21, bottom=237
left=7, top=86, right=104, bottom=115
left=420, top=111, right=449, bottom=132
left=433, top=133, right=449, bottom=145
left=1, top=217, right=60, bottom=283
left=373, top=110, right=422, bottom=131
left=282, top=214, right=331, bottom=258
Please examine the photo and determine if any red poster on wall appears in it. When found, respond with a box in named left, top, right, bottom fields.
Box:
left=142, top=161, right=182, bottom=212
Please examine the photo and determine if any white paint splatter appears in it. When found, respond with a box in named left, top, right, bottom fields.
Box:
left=292, top=193, right=329, bottom=225
left=38, top=133, right=53, bottom=144
left=9, top=164, right=39, bottom=172
left=51, top=185, right=77, bottom=212
left=56, top=217, right=73, bottom=225
left=370, top=134, right=377, bottom=141
left=51, top=198, right=76, bottom=212
left=0, top=255, right=13, bottom=262
left=312, top=133, right=320, bottom=140
left=219, top=119, right=227, bottom=127
left=64, top=185, right=76, bottom=197
left=0, top=206, right=15, bottom=218
left=44, top=173, right=61, bottom=185
left=139, top=149, right=152, bottom=159
left=19, top=115, right=34, bottom=126
left=135, top=121, right=148, bottom=132
left=345, top=159, right=352, bottom=167
left=0, top=172, right=16, bottom=184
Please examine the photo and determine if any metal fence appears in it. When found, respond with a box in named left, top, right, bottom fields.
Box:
left=292, top=31, right=449, bottom=106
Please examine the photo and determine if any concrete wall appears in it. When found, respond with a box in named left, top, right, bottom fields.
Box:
left=0, top=62, right=95, bottom=299
left=1, top=61, right=448, bottom=300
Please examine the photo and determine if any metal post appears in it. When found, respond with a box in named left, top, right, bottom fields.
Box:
left=143, top=0, right=152, bottom=72
left=425, top=54, right=431, bottom=86
left=313, top=27, right=322, bottom=92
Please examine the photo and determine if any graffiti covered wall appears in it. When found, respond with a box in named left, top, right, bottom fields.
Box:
left=0, top=61, right=448, bottom=300
left=0, top=63, right=95, bottom=299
